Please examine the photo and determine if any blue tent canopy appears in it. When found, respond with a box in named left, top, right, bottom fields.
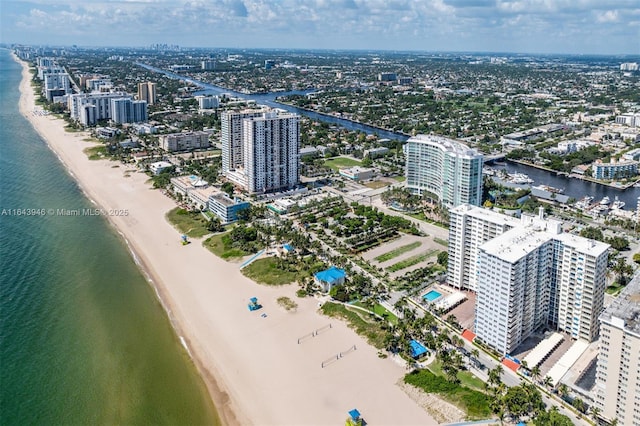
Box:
left=348, top=409, right=361, bottom=420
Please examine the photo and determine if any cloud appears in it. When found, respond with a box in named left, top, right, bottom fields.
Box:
left=596, top=10, right=619, bottom=23
left=1, top=0, right=639, bottom=54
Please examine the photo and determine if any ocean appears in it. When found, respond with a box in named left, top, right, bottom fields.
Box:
left=0, top=49, right=219, bottom=425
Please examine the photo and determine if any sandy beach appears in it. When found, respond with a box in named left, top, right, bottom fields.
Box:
left=15, top=54, right=438, bottom=426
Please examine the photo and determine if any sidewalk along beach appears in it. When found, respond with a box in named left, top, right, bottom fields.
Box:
left=15, top=54, right=438, bottom=425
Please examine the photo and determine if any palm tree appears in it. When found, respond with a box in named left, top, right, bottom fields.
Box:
left=531, top=365, right=541, bottom=382
left=590, top=406, right=601, bottom=422
left=572, top=397, right=585, bottom=414
left=543, top=376, right=553, bottom=389
left=489, top=365, right=503, bottom=387
left=557, top=383, right=569, bottom=399
left=471, top=348, right=480, bottom=367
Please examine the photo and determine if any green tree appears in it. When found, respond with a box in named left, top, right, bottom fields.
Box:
left=533, top=407, right=573, bottom=426
left=207, top=217, right=224, bottom=233
left=437, top=251, right=448, bottom=267
left=531, top=365, right=541, bottom=382
left=606, top=236, right=630, bottom=251
left=503, top=386, right=530, bottom=419
left=221, top=182, right=234, bottom=197
left=572, top=397, right=585, bottom=413
left=590, top=406, right=601, bottom=422
left=580, top=226, right=604, bottom=241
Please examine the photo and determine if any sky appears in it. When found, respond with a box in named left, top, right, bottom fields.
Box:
left=1, top=0, right=639, bottom=55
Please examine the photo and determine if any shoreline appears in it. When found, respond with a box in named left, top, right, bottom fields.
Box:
left=13, top=52, right=238, bottom=426
left=14, top=52, right=438, bottom=425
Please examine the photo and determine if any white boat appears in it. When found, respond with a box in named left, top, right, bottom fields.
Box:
left=508, top=173, right=534, bottom=184
left=611, top=196, right=625, bottom=209
left=600, top=196, right=610, bottom=205
left=537, top=184, right=564, bottom=194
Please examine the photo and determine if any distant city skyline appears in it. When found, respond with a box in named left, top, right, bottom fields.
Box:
left=1, top=0, right=639, bottom=55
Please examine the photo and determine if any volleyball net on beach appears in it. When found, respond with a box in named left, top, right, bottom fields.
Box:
left=297, top=323, right=332, bottom=344
left=321, top=344, right=357, bottom=368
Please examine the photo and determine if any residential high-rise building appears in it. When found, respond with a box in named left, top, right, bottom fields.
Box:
left=242, top=111, right=300, bottom=193
left=132, top=100, right=148, bottom=123
left=473, top=208, right=609, bottom=354
left=221, top=108, right=300, bottom=193
left=110, top=98, right=148, bottom=124
left=594, top=274, right=640, bottom=425
left=221, top=109, right=267, bottom=174
left=80, top=104, right=97, bottom=127
left=160, top=131, right=210, bottom=152
left=201, top=60, right=216, bottom=71
left=448, top=204, right=520, bottom=291
left=405, top=135, right=483, bottom=208
left=68, top=92, right=129, bottom=121
left=195, top=95, right=219, bottom=110
left=137, top=82, right=157, bottom=105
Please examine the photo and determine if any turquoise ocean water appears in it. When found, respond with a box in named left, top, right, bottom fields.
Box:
left=0, top=49, right=219, bottom=425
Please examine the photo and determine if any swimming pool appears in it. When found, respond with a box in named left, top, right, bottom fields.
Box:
left=423, top=290, right=442, bottom=302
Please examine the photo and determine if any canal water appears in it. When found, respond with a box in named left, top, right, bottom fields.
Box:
left=500, top=162, right=640, bottom=208
left=137, top=62, right=640, bottom=210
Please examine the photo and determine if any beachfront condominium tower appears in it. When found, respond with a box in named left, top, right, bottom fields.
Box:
left=137, top=82, right=157, bottom=105
left=242, top=111, right=300, bottom=193
left=474, top=209, right=609, bottom=354
left=222, top=108, right=300, bottom=193
left=110, top=98, right=148, bottom=124
left=405, top=135, right=483, bottom=208
left=594, top=274, right=640, bottom=425
left=221, top=109, right=267, bottom=174
left=447, top=204, right=520, bottom=292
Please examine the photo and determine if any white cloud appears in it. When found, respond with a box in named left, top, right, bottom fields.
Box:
left=2, top=0, right=639, bottom=53
left=596, top=10, right=620, bottom=23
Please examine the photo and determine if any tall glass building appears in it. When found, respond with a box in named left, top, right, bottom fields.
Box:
left=405, top=134, right=483, bottom=208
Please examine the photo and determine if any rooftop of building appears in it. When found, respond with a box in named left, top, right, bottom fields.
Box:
left=210, top=192, right=247, bottom=207
left=600, top=272, right=640, bottom=335
left=552, top=232, right=609, bottom=256
left=450, top=204, right=521, bottom=227
left=189, top=186, right=217, bottom=199
left=480, top=226, right=551, bottom=263
left=171, top=175, right=208, bottom=188
left=480, top=212, right=608, bottom=263
left=160, top=130, right=209, bottom=137
left=407, top=134, right=482, bottom=159
left=340, top=166, right=374, bottom=174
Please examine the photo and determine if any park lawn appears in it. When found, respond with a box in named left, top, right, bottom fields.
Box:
left=324, top=157, right=362, bottom=171
left=166, top=207, right=210, bottom=238
left=320, top=302, right=387, bottom=349
left=387, top=249, right=438, bottom=272
left=433, top=237, right=449, bottom=247
left=393, top=176, right=406, bottom=182
left=404, top=369, right=491, bottom=420
left=350, top=302, right=398, bottom=325
left=375, top=241, right=422, bottom=262
left=372, top=303, right=398, bottom=325
left=364, top=180, right=390, bottom=190
left=83, top=145, right=108, bottom=160
left=427, top=360, right=485, bottom=391
left=242, top=257, right=299, bottom=286
left=202, top=232, right=249, bottom=259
